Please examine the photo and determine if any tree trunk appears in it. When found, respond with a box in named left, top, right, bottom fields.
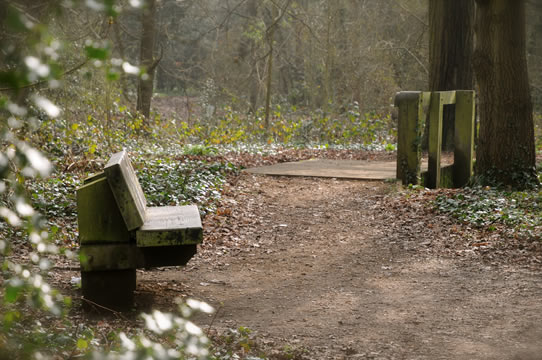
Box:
left=527, top=0, right=542, bottom=112
left=137, top=0, right=157, bottom=120
left=264, top=3, right=278, bottom=130
left=427, top=0, right=474, bottom=150
left=238, top=0, right=259, bottom=113
left=323, top=0, right=334, bottom=109
left=474, top=0, right=538, bottom=188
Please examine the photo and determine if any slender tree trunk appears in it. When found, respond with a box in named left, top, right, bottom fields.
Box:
left=238, top=0, right=259, bottom=113
left=302, top=0, right=315, bottom=107
left=137, top=0, right=157, bottom=120
left=264, top=3, right=278, bottom=129
left=293, top=0, right=307, bottom=106
left=474, top=0, right=538, bottom=188
left=427, top=0, right=474, bottom=150
left=323, top=0, right=333, bottom=109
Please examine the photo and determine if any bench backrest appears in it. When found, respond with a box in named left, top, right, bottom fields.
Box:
left=105, top=150, right=147, bottom=230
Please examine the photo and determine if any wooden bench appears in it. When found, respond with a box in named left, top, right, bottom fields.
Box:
left=77, top=150, right=202, bottom=310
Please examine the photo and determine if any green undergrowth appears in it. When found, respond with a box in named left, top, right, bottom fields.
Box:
left=33, top=95, right=397, bottom=159
left=434, top=179, right=542, bottom=241
left=133, top=154, right=239, bottom=214
left=209, top=326, right=307, bottom=360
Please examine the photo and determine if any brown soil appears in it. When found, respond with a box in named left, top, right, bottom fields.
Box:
left=132, top=173, right=542, bottom=360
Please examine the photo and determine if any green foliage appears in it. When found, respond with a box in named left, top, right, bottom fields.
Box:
left=183, top=145, right=219, bottom=156
left=134, top=154, right=239, bottom=216
left=210, top=326, right=265, bottom=360
left=473, top=165, right=540, bottom=190
left=91, top=299, right=214, bottom=360
left=435, top=185, right=541, bottom=240
left=176, top=102, right=396, bottom=149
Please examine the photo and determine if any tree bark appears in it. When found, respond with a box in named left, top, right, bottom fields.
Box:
left=427, top=0, right=474, bottom=150
left=238, top=0, right=259, bottom=113
left=137, top=0, right=157, bottom=120
left=264, top=3, right=278, bottom=129
left=474, top=0, right=538, bottom=188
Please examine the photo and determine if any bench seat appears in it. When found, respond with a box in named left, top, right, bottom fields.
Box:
left=137, top=205, right=202, bottom=247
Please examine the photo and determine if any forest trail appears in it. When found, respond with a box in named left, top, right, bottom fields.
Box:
left=138, top=174, right=542, bottom=360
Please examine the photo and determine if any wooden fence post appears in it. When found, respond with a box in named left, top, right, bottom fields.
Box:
left=453, top=90, right=475, bottom=187
left=427, top=92, right=444, bottom=189
left=395, top=92, right=425, bottom=185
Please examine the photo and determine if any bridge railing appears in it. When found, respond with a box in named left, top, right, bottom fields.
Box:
left=394, top=90, right=475, bottom=188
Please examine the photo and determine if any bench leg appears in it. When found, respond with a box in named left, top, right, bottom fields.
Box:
left=81, top=269, right=136, bottom=311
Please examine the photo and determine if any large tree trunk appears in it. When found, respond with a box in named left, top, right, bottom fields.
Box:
left=474, top=0, right=538, bottom=188
left=137, top=0, right=157, bottom=120
left=427, top=0, right=475, bottom=150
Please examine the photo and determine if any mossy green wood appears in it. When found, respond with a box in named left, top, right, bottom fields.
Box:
left=80, top=243, right=141, bottom=271
left=454, top=90, right=476, bottom=187
left=83, top=171, right=106, bottom=185
left=438, top=90, right=457, bottom=105
left=421, top=164, right=454, bottom=188
left=427, top=92, right=444, bottom=188
left=105, top=150, right=147, bottom=231
left=136, top=205, right=203, bottom=247
left=77, top=177, right=131, bottom=244
left=395, top=91, right=429, bottom=185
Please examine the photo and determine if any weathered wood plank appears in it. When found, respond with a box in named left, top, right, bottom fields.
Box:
left=80, top=243, right=140, bottom=271
left=395, top=91, right=430, bottom=185
left=438, top=90, right=457, bottom=105
left=83, top=171, right=106, bottom=185
left=454, top=90, right=476, bottom=187
left=421, top=164, right=454, bottom=188
left=427, top=93, right=444, bottom=188
left=105, top=150, right=147, bottom=231
left=136, top=205, right=203, bottom=247
left=77, top=177, right=131, bottom=244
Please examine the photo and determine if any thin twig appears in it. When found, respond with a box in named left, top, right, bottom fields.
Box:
left=79, top=296, right=131, bottom=321
left=205, top=303, right=223, bottom=337
left=193, top=0, right=249, bottom=43
left=393, top=0, right=428, bottom=27
left=375, top=46, right=428, bottom=74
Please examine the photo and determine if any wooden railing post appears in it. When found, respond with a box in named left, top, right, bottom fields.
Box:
left=453, top=90, right=476, bottom=187
left=427, top=92, right=444, bottom=189
left=396, top=89, right=475, bottom=189
left=395, top=91, right=426, bottom=185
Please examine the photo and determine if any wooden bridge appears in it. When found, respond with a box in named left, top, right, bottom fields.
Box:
left=246, top=90, right=475, bottom=189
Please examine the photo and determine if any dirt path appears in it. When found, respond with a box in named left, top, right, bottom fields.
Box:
left=136, top=174, right=542, bottom=359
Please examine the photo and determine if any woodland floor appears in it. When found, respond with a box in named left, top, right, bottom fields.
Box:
left=49, top=150, right=542, bottom=360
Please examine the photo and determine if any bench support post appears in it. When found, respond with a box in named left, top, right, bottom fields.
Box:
left=82, top=269, right=136, bottom=311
